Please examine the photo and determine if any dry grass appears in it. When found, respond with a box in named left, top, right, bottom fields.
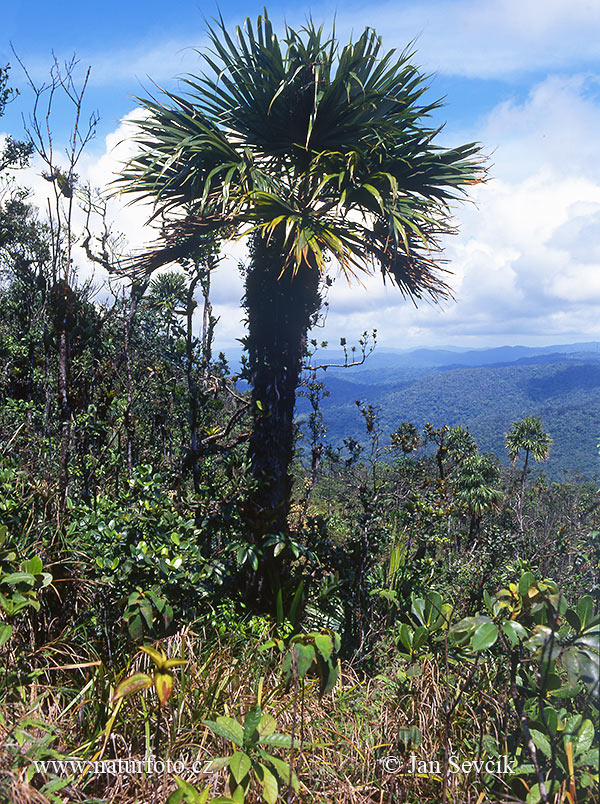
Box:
left=0, top=628, right=593, bottom=804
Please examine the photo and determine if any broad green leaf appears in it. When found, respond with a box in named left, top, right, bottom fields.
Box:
left=167, top=776, right=211, bottom=804
left=578, top=749, right=599, bottom=769
left=411, top=597, right=426, bottom=625
left=2, top=572, right=35, bottom=587
left=471, top=622, right=498, bottom=651
left=264, top=755, right=299, bottom=791
left=243, top=704, right=262, bottom=747
left=564, top=608, right=581, bottom=632
left=259, top=763, right=278, bottom=804
left=275, top=587, right=284, bottom=624
left=529, top=729, right=552, bottom=758
left=314, top=633, right=334, bottom=662
left=319, top=657, right=339, bottom=696
left=575, top=628, right=600, bottom=651
left=398, top=623, right=413, bottom=652
left=260, top=733, right=293, bottom=748
left=139, top=600, right=155, bottom=630
left=561, top=647, right=580, bottom=688
left=526, top=783, right=542, bottom=804
left=549, top=684, right=580, bottom=699
left=26, top=556, right=43, bottom=575
left=574, top=719, right=595, bottom=756
left=0, top=623, right=12, bottom=647
left=204, top=717, right=243, bottom=746
left=502, top=620, right=528, bottom=646
left=413, top=626, right=429, bottom=650
left=229, top=751, right=251, bottom=784
left=577, top=595, right=594, bottom=629
left=293, top=643, right=316, bottom=679
left=425, top=591, right=442, bottom=626
left=231, top=784, right=244, bottom=804
left=258, top=639, right=284, bottom=654
left=519, top=571, right=536, bottom=596
left=576, top=649, right=599, bottom=691
left=258, top=713, right=276, bottom=737
left=38, top=572, right=53, bottom=588
left=127, top=613, right=144, bottom=641
left=209, top=799, right=238, bottom=804
left=543, top=706, right=559, bottom=735
left=202, top=757, right=230, bottom=772
left=449, top=616, right=481, bottom=644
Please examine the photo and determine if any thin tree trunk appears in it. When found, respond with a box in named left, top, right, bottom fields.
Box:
left=517, top=449, right=530, bottom=532
left=49, top=279, right=77, bottom=520
left=185, top=273, right=201, bottom=493
left=43, top=324, right=52, bottom=438
left=124, top=282, right=146, bottom=475
left=244, top=232, right=321, bottom=592
left=57, top=326, right=71, bottom=518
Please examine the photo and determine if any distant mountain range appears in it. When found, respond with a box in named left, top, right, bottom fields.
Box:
left=294, top=342, right=600, bottom=480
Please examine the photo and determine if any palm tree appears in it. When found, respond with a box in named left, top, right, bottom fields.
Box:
left=505, top=416, right=552, bottom=530
left=116, top=13, right=485, bottom=577
left=454, top=453, right=503, bottom=541
left=505, top=416, right=552, bottom=471
left=146, top=271, right=188, bottom=345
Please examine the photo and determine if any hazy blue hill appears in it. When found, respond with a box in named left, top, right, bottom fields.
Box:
left=226, top=340, right=600, bottom=477
left=299, top=351, right=600, bottom=479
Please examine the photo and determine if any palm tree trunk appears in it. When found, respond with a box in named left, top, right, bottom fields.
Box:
left=244, top=232, right=321, bottom=565
left=517, top=448, right=530, bottom=532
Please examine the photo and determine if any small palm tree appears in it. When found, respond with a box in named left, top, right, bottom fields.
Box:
left=454, top=453, right=503, bottom=541
left=505, top=416, right=552, bottom=479
left=505, top=416, right=552, bottom=531
left=116, top=12, right=485, bottom=595
left=145, top=271, right=187, bottom=343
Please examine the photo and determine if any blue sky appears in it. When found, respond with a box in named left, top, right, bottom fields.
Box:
left=3, top=1, right=523, bottom=144
left=3, top=1, right=600, bottom=351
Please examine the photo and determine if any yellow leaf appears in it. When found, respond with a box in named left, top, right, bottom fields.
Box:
left=164, top=658, right=188, bottom=669
left=155, top=671, right=173, bottom=706
left=113, top=672, right=153, bottom=702
left=140, top=645, right=167, bottom=668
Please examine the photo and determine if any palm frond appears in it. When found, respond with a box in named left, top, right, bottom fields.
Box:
left=116, top=12, right=486, bottom=296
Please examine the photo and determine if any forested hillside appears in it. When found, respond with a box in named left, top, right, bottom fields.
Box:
left=302, top=349, right=600, bottom=478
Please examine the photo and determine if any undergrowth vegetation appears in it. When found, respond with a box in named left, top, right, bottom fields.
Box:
left=1, top=401, right=598, bottom=804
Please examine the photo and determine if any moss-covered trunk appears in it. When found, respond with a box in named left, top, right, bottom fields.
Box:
left=244, top=232, right=320, bottom=577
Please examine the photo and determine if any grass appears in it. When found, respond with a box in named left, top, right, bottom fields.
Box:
left=2, top=622, right=569, bottom=804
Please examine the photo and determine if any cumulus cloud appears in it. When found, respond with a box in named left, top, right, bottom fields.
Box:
left=316, top=73, right=600, bottom=348
left=337, top=0, right=600, bottom=78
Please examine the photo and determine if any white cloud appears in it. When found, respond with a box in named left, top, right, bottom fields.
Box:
left=316, top=73, right=600, bottom=348
left=337, top=0, right=600, bottom=78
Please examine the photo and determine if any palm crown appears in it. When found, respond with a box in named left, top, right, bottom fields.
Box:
left=118, top=14, right=484, bottom=293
